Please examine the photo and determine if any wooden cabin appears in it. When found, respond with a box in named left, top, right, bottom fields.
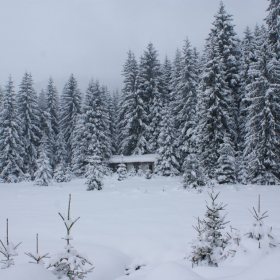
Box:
left=109, top=154, right=157, bottom=173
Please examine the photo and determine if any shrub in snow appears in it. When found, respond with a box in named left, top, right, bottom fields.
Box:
left=127, top=166, right=136, bottom=177
left=117, top=163, right=127, bottom=181
left=145, top=169, right=152, bottom=179
left=137, top=166, right=143, bottom=177
left=25, top=234, right=49, bottom=265
left=244, top=195, right=278, bottom=250
left=0, top=219, right=21, bottom=269
left=189, top=192, right=229, bottom=267
left=85, top=155, right=104, bottom=191
left=47, top=194, right=93, bottom=279
left=181, top=153, right=205, bottom=191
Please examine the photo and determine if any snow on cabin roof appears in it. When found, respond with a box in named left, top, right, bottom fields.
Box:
left=110, top=154, right=157, bottom=163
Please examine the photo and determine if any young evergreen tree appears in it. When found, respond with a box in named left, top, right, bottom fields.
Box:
left=85, top=153, right=104, bottom=191
left=200, top=192, right=229, bottom=266
left=38, top=89, right=47, bottom=111
left=53, top=131, right=68, bottom=183
left=118, top=50, right=149, bottom=155
left=138, top=43, right=165, bottom=153
left=0, top=76, right=26, bottom=183
left=117, top=162, right=127, bottom=181
left=181, top=154, right=205, bottom=191
left=34, top=135, right=53, bottom=186
left=18, top=71, right=42, bottom=179
left=60, top=74, right=82, bottom=165
left=154, top=106, right=180, bottom=176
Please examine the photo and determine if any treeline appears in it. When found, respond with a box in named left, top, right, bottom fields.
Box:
left=0, top=1, right=280, bottom=187
left=118, top=1, right=280, bottom=187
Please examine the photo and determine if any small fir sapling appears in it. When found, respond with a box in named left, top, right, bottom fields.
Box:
left=137, top=165, right=143, bottom=177
left=190, top=192, right=229, bottom=267
left=127, top=166, right=136, bottom=177
left=25, top=234, right=49, bottom=264
left=181, top=154, right=205, bottom=192
left=189, top=217, right=211, bottom=267
left=145, top=168, right=152, bottom=179
left=117, top=162, right=127, bottom=181
left=85, top=154, right=104, bottom=191
left=47, top=194, right=93, bottom=279
left=244, top=195, right=278, bottom=250
left=65, top=165, right=73, bottom=182
left=0, top=219, right=22, bottom=269
left=202, top=192, right=229, bottom=266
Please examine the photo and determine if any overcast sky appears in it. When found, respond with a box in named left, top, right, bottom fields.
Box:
left=0, top=0, right=268, bottom=94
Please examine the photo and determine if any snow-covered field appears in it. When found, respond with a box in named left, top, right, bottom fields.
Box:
left=0, top=175, right=279, bottom=280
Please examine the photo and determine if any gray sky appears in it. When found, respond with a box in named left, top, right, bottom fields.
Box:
left=0, top=0, right=268, bottom=94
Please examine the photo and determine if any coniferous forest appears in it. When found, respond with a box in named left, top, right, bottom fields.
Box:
left=1, top=1, right=280, bottom=188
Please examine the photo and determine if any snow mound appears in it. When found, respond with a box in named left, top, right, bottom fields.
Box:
left=145, top=262, right=204, bottom=280
left=0, top=263, right=57, bottom=280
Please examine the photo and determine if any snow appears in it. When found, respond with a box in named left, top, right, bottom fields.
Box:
left=0, top=176, right=279, bottom=280
left=110, top=154, right=157, bottom=163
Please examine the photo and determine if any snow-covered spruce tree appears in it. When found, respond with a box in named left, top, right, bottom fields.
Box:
left=244, top=195, right=278, bottom=250
left=197, top=36, right=235, bottom=182
left=85, top=153, right=104, bottom=191
left=54, top=131, right=68, bottom=183
left=189, top=217, right=211, bottom=267
left=25, top=234, right=49, bottom=265
left=72, top=79, right=112, bottom=177
left=215, top=133, right=236, bottom=184
left=154, top=106, right=180, bottom=176
left=0, top=76, right=26, bottom=183
left=18, top=71, right=42, bottom=179
left=45, top=77, right=60, bottom=168
left=109, top=88, right=120, bottom=155
left=238, top=26, right=258, bottom=183
left=0, top=219, right=21, bottom=269
left=60, top=74, right=82, bottom=165
left=211, top=2, right=242, bottom=154
left=117, top=161, right=127, bottom=181
left=34, top=134, right=53, bottom=186
left=48, top=195, right=93, bottom=279
left=244, top=31, right=280, bottom=185
left=138, top=43, right=165, bottom=153
left=181, top=153, right=205, bottom=191
left=38, top=89, right=47, bottom=111
left=161, top=56, right=173, bottom=105
left=172, top=38, right=199, bottom=165
left=192, top=192, right=229, bottom=267
left=118, top=50, right=149, bottom=155
left=145, top=168, right=152, bottom=179
left=265, top=0, right=280, bottom=59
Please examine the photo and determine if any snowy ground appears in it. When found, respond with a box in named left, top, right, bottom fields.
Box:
left=0, top=175, right=279, bottom=280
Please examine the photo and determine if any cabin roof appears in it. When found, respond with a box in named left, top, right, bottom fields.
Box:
left=110, top=154, right=157, bottom=163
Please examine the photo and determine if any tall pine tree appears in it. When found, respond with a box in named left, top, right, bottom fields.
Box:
left=18, top=72, right=41, bottom=179
left=0, top=76, right=26, bottom=182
